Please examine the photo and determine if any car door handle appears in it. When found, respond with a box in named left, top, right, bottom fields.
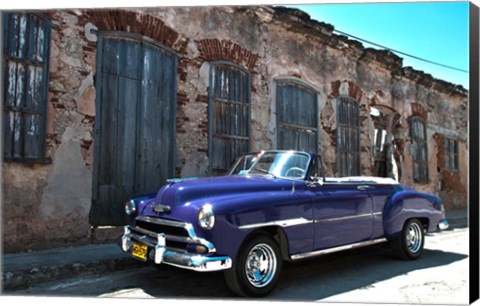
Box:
left=357, top=185, right=371, bottom=191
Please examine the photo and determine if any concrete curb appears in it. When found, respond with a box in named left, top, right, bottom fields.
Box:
left=2, top=244, right=145, bottom=292
left=445, top=208, right=468, bottom=229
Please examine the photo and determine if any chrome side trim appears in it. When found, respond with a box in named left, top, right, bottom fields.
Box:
left=315, top=213, right=372, bottom=223
left=238, top=217, right=312, bottom=230
left=291, top=238, right=388, bottom=261
left=315, top=211, right=383, bottom=223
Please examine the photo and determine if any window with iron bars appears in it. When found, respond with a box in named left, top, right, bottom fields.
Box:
left=208, top=62, right=251, bottom=174
left=336, top=96, right=360, bottom=177
left=445, top=137, right=459, bottom=171
left=410, top=116, right=429, bottom=182
left=3, top=12, right=51, bottom=162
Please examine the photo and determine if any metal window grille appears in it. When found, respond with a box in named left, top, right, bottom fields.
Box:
left=208, top=62, right=251, bottom=173
left=336, top=96, right=360, bottom=176
left=410, top=117, right=429, bottom=182
left=2, top=12, right=51, bottom=162
left=276, top=80, right=318, bottom=153
left=445, top=137, right=459, bottom=171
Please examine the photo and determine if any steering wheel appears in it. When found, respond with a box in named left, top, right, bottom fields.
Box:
left=285, top=167, right=306, bottom=177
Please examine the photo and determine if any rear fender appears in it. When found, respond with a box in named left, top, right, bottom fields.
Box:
left=383, top=191, right=443, bottom=239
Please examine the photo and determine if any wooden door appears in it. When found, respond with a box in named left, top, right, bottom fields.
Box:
left=91, top=32, right=177, bottom=226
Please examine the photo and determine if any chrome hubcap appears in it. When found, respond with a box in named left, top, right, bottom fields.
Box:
left=245, top=243, right=277, bottom=288
left=406, top=222, right=423, bottom=253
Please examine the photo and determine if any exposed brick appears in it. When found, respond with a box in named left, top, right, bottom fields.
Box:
left=330, top=80, right=341, bottom=97
left=84, top=10, right=179, bottom=50
left=411, top=103, right=428, bottom=120
left=348, top=81, right=363, bottom=102
left=195, top=95, right=209, bottom=104
left=196, top=38, right=259, bottom=71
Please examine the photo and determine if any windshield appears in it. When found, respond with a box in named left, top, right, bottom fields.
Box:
left=248, top=151, right=310, bottom=180
left=228, top=153, right=259, bottom=175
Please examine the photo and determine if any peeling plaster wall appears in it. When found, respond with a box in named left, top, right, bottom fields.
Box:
left=3, top=11, right=96, bottom=252
left=2, top=6, right=468, bottom=252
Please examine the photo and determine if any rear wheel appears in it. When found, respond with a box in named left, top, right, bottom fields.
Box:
left=224, top=234, right=283, bottom=297
left=390, top=218, right=425, bottom=260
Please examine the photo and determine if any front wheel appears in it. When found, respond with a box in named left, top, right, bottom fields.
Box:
left=390, top=218, right=425, bottom=260
left=224, top=234, right=283, bottom=297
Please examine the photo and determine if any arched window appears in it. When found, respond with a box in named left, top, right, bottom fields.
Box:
left=208, top=62, right=251, bottom=174
left=3, top=12, right=51, bottom=162
left=337, top=96, right=360, bottom=176
left=276, top=79, right=318, bottom=153
left=410, top=116, right=429, bottom=182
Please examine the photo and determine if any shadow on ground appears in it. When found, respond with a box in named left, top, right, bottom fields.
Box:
left=115, top=243, right=467, bottom=300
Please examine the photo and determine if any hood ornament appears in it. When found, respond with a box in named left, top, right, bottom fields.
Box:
left=152, top=204, right=172, bottom=213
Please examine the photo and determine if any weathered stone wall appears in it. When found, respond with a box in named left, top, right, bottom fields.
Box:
left=3, top=11, right=96, bottom=252
left=2, top=6, right=468, bottom=252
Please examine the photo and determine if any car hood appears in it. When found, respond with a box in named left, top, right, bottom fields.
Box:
left=137, top=175, right=301, bottom=218
left=157, top=175, right=299, bottom=206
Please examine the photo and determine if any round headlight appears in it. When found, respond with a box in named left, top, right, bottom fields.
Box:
left=125, top=199, right=136, bottom=215
left=198, top=204, right=215, bottom=230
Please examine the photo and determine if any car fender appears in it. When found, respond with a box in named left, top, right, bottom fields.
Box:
left=383, top=190, right=443, bottom=239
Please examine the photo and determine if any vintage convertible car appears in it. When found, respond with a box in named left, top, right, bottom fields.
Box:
left=121, top=150, right=449, bottom=297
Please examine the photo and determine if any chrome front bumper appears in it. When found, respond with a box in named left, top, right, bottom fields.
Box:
left=121, top=226, right=232, bottom=272
left=438, top=219, right=449, bottom=230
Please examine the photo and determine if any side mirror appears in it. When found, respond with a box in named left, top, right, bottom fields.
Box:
left=308, top=175, right=324, bottom=187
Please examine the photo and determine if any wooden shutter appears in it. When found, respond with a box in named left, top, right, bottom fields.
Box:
left=410, top=117, right=428, bottom=182
left=337, top=96, right=360, bottom=176
left=276, top=80, right=318, bottom=153
left=209, top=62, right=251, bottom=173
left=3, top=12, right=51, bottom=162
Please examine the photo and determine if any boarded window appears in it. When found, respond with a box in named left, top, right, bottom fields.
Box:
left=209, top=62, right=251, bottom=173
left=276, top=80, right=318, bottom=153
left=445, top=137, right=459, bottom=171
left=410, top=117, right=429, bottom=182
left=2, top=13, right=51, bottom=162
left=337, top=96, right=360, bottom=176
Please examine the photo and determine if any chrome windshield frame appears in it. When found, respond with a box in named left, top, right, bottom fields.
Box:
left=246, top=150, right=312, bottom=181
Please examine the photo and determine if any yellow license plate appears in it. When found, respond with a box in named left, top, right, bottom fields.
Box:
left=132, top=242, right=148, bottom=261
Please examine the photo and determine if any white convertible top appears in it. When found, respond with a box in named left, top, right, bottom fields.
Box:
left=325, top=176, right=399, bottom=185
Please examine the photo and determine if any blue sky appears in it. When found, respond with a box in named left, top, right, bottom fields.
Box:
left=286, top=1, right=470, bottom=89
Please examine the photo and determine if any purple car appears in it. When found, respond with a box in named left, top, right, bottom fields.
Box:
left=121, top=150, right=449, bottom=297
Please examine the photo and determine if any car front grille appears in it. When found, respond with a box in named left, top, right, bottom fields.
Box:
left=127, top=215, right=216, bottom=256
left=135, top=219, right=190, bottom=237
left=130, top=216, right=193, bottom=253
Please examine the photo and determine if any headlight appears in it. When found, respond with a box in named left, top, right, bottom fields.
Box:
left=125, top=199, right=136, bottom=215
left=198, top=204, right=215, bottom=230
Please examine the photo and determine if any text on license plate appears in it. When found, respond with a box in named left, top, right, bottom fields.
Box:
left=132, top=242, right=148, bottom=261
